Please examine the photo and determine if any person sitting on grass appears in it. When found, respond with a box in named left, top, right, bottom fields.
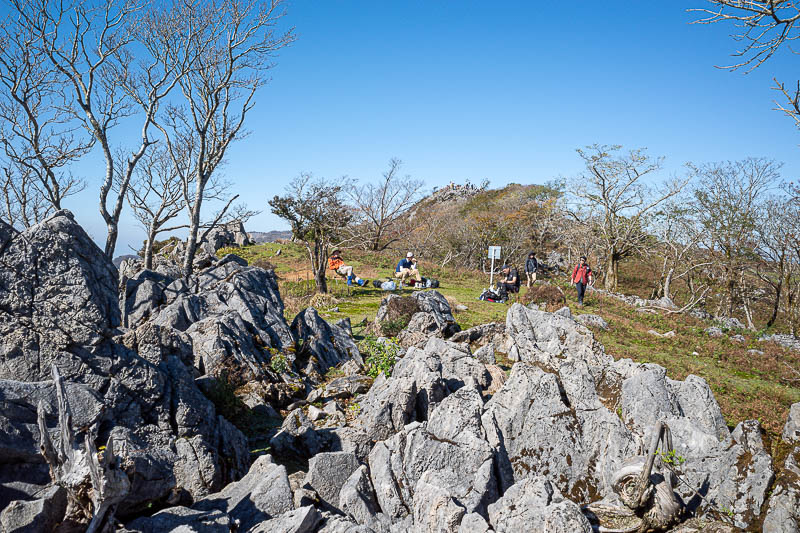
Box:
left=395, top=252, right=422, bottom=287
left=328, top=249, right=368, bottom=286
left=497, top=264, right=520, bottom=294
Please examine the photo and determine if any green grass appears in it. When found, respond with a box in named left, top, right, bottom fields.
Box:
left=220, top=242, right=800, bottom=438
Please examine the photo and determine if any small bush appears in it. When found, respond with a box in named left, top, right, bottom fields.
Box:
left=360, top=336, right=401, bottom=378
left=381, top=316, right=410, bottom=337
left=520, top=283, right=566, bottom=311
left=270, top=353, right=289, bottom=374
left=251, top=257, right=276, bottom=271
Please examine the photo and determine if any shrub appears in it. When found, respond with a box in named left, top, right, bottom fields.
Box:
left=520, top=283, right=566, bottom=311
left=251, top=257, right=276, bottom=271
left=270, top=353, right=289, bottom=374
left=381, top=316, right=410, bottom=337
left=360, top=336, right=401, bottom=378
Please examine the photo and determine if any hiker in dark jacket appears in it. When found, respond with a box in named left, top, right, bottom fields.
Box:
left=570, top=255, right=593, bottom=306
left=525, top=251, right=538, bottom=288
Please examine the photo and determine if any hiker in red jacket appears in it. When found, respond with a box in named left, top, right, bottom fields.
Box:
left=571, top=256, right=594, bottom=306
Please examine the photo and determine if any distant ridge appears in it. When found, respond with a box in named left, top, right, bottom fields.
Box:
left=248, top=230, right=292, bottom=243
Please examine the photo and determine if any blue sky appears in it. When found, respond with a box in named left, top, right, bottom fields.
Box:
left=55, top=1, right=799, bottom=255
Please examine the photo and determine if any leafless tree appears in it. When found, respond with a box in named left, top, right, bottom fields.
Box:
left=692, top=157, right=780, bottom=320
left=269, top=174, right=351, bottom=293
left=125, top=146, right=186, bottom=270
left=150, top=0, right=294, bottom=276
left=692, top=2, right=800, bottom=128
left=0, top=164, right=49, bottom=228
left=6, top=0, right=199, bottom=258
left=570, top=144, right=688, bottom=291
left=0, top=17, right=90, bottom=218
left=648, top=196, right=712, bottom=307
left=346, top=158, right=424, bottom=251
left=754, top=194, right=799, bottom=327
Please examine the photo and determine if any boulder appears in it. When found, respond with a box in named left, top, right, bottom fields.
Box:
left=292, top=308, right=363, bottom=378
left=304, top=452, right=361, bottom=507
left=473, top=342, right=496, bottom=364
left=0, top=212, right=254, bottom=516
left=574, top=313, right=609, bottom=330
left=0, top=484, right=66, bottom=533
left=339, top=465, right=383, bottom=528
left=784, top=403, right=800, bottom=444
left=368, top=386, right=498, bottom=523
left=200, top=220, right=254, bottom=255
left=123, top=507, right=232, bottom=532
left=705, top=326, right=725, bottom=338
left=449, top=322, right=506, bottom=348
left=762, top=447, right=800, bottom=533
left=193, top=454, right=293, bottom=528
left=487, top=477, right=592, bottom=533
left=504, top=303, right=611, bottom=373
left=248, top=505, right=320, bottom=533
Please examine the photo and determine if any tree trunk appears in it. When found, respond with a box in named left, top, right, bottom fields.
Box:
left=183, top=202, right=202, bottom=278
left=663, top=268, right=674, bottom=301
left=604, top=251, right=619, bottom=291
left=144, top=225, right=156, bottom=270
left=313, top=241, right=328, bottom=294
left=766, top=280, right=782, bottom=328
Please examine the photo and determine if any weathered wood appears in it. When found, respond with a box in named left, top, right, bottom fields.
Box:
left=36, top=364, right=130, bottom=532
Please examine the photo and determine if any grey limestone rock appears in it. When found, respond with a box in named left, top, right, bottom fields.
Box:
left=449, top=322, right=506, bottom=348
left=192, top=454, right=293, bottom=528
left=486, top=477, right=592, bottom=533
left=554, top=305, right=572, bottom=318
left=473, top=342, right=496, bottom=364
left=574, top=313, right=609, bottom=330
left=0, top=484, right=66, bottom=533
left=248, top=505, right=320, bottom=533
left=760, top=333, right=800, bottom=352
left=784, top=402, right=800, bottom=444
left=368, top=386, right=498, bottom=522
left=762, top=447, right=800, bottom=533
left=705, top=326, right=725, bottom=339
left=292, top=307, right=363, bottom=378
left=504, top=303, right=611, bottom=372
left=338, top=465, right=383, bottom=528
left=200, top=220, right=253, bottom=256
left=124, top=506, right=232, bottom=532
left=458, top=512, right=492, bottom=533
left=304, top=451, right=361, bottom=507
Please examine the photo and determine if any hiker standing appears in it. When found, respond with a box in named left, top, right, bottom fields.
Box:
left=525, top=251, right=538, bottom=288
left=328, top=250, right=368, bottom=287
left=571, top=255, right=593, bottom=306
left=395, top=252, right=423, bottom=287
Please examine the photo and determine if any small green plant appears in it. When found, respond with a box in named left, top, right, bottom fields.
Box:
left=348, top=402, right=361, bottom=413
left=270, top=353, right=289, bottom=374
left=381, top=316, right=410, bottom=337
left=360, top=336, right=401, bottom=378
left=656, top=448, right=686, bottom=466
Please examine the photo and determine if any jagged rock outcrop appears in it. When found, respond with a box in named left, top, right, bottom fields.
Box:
left=200, top=219, right=254, bottom=256
left=0, top=211, right=249, bottom=522
left=292, top=307, right=363, bottom=379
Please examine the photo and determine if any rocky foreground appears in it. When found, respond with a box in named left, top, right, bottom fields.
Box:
left=1, top=211, right=799, bottom=533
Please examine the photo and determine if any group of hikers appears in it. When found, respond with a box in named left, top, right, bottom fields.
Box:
left=492, top=251, right=595, bottom=305
left=329, top=248, right=595, bottom=305
left=328, top=249, right=425, bottom=288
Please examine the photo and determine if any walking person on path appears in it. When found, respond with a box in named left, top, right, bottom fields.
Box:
left=525, top=251, right=538, bottom=288
left=571, top=255, right=594, bottom=306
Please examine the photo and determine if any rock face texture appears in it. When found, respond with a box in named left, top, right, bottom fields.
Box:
left=0, top=212, right=794, bottom=532
left=0, top=211, right=249, bottom=523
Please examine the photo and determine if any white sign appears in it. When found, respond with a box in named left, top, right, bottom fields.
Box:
left=488, top=246, right=501, bottom=260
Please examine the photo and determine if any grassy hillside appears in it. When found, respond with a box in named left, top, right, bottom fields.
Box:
left=219, top=242, right=800, bottom=438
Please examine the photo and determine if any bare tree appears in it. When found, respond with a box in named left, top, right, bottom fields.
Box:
left=347, top=158, right=424, bottom=251
left=754, top=194, right=799, bottom=327
left=269, top=175, right=352, bottom=294
left=6, top=0, right=197, bottom=258
left=692, top=157, right=780, bottom=319
left=692, top=2, right=800, bottom=127
left=125, top=146, right=186, bottom=270
left=649, top=196, right=712, bottom=307
left=570, top=144, right=688, bottom=291
left=150, top=0, right=294, bottom=276
left=0, top=18, right=90, bottom=217
left=0, top=164, right=49, bottom=228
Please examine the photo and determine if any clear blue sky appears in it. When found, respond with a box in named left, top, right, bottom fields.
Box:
left=58, top=1, right=799, bottom=255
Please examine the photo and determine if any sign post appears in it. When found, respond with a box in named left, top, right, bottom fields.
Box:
left=488, top=246, right=501, bottom=288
